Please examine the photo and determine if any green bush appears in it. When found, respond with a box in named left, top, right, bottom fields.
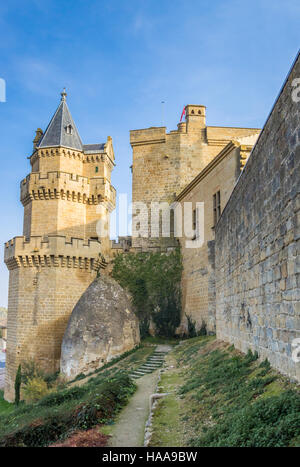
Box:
left=198, top=320, right=207, bottom=336
left=112, top=248, right=183, bottom=337
left=23, top=377, right=49, bottom=403
left=21, top=360, right=58, bottom=388
left=186, top=315, right=197, bottom=338
left=38, top=386, right=87, bottom=407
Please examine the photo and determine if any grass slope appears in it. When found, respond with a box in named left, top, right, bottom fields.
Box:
left=0, top=373, right=136, bottom=447
left=151, top=336, right=300, bottom=447
left=0, top=390, right=14, bottom=416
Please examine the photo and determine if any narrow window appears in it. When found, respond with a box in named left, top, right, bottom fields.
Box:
left=65, top=124, right=73, bottom=135
left=213, top=191, right=221, bottom=227
left=95, top=166, right=99, bottom=173
left=192, top=208, right=197, bottom=240
left=192, top=208, right=197, bottom=232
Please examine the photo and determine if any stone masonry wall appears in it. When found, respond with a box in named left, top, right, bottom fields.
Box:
left=177, top=138, right=258, bottom=334
left=215, top=53, right=300, bottom=382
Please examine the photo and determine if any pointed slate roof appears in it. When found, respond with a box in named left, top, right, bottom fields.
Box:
left=37, top=89, right=83, bottom=151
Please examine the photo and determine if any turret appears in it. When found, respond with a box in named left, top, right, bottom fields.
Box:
left=185, top=105, right=206, bottom=132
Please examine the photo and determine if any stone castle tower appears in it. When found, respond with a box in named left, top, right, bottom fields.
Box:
left=4, top=90, right=116, bottom=401
left=130, top=105, right=260, bottom=250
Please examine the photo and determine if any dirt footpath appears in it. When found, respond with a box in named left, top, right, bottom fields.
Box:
left=108, top=371, right=159, bottom=447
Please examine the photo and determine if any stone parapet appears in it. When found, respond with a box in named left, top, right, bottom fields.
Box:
left=4, top=235, right=105, bottom=271
left=20, top=171, right=116, bottom=207
left=130, top=127, right=166, bottom=146
left=30, top=147, right=84, bottom=166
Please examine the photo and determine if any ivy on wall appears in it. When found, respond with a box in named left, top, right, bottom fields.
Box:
left=111, top=248, right=183, bottom=337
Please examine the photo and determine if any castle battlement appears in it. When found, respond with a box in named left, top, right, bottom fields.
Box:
left=30, top=147, right=84, bottom=167
left=4, top=235, right=104, bottom=271
left=21, top=171, right=90, bottom=189
left=130, top=127, right=166, bottom=146
left=20, top=171, right=116, bottom=206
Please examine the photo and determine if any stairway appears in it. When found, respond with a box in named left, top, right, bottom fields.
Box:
left=129, top=349, right=166, bottom=379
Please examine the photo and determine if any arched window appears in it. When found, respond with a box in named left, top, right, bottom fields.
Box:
left=65, top=124, right=73, bottom=135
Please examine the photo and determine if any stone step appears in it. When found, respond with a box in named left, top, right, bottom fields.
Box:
left=139, top=367, right=158, bottom=372
left=146, top=364, right=163, bottom=367
left=138, top=368, right=155, bottom=373
left=143, top=362, right=161, bottom=368
left=129, top=349, right=168, bottom=379
left=131, top=371, right=148, bottom=376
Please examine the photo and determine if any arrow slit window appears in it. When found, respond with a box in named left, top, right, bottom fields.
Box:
left=213, top=191, right=221, bottom=226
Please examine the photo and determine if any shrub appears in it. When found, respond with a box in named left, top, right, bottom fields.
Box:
left=38, top=386, right=87, bottom=407
left=23, top=377, right=49, bottom=403
left=21, top=360, right=58, bottom=389
left=198, top=320, right=207, bottom=336
left=186, top=315, right=197, bottom=338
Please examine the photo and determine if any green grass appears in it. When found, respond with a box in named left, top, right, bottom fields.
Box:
left=150, top=370, right=184, bottom=447
left=142, top=336, right=181, bottom=346
left=150, top=336, right=300, bottom=447
left=68, top=345, right=154, bottom=386
left=68, top=345, right=144, bottom=383
left=0, top=390, right=14, bottom=416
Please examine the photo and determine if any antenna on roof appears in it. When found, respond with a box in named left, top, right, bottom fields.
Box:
left=161, top=100, right=165, bottom=126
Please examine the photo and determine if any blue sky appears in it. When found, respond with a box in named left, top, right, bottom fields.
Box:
left=0, top=0, right=299, bottom=306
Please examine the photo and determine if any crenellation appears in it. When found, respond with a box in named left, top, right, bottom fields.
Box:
left=4, top=235, right=104, bottom=272
left=20, top=171, right=115, bottom=207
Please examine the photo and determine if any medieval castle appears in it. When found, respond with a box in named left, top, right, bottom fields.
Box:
left=3, top=53, right=300, bottom=401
